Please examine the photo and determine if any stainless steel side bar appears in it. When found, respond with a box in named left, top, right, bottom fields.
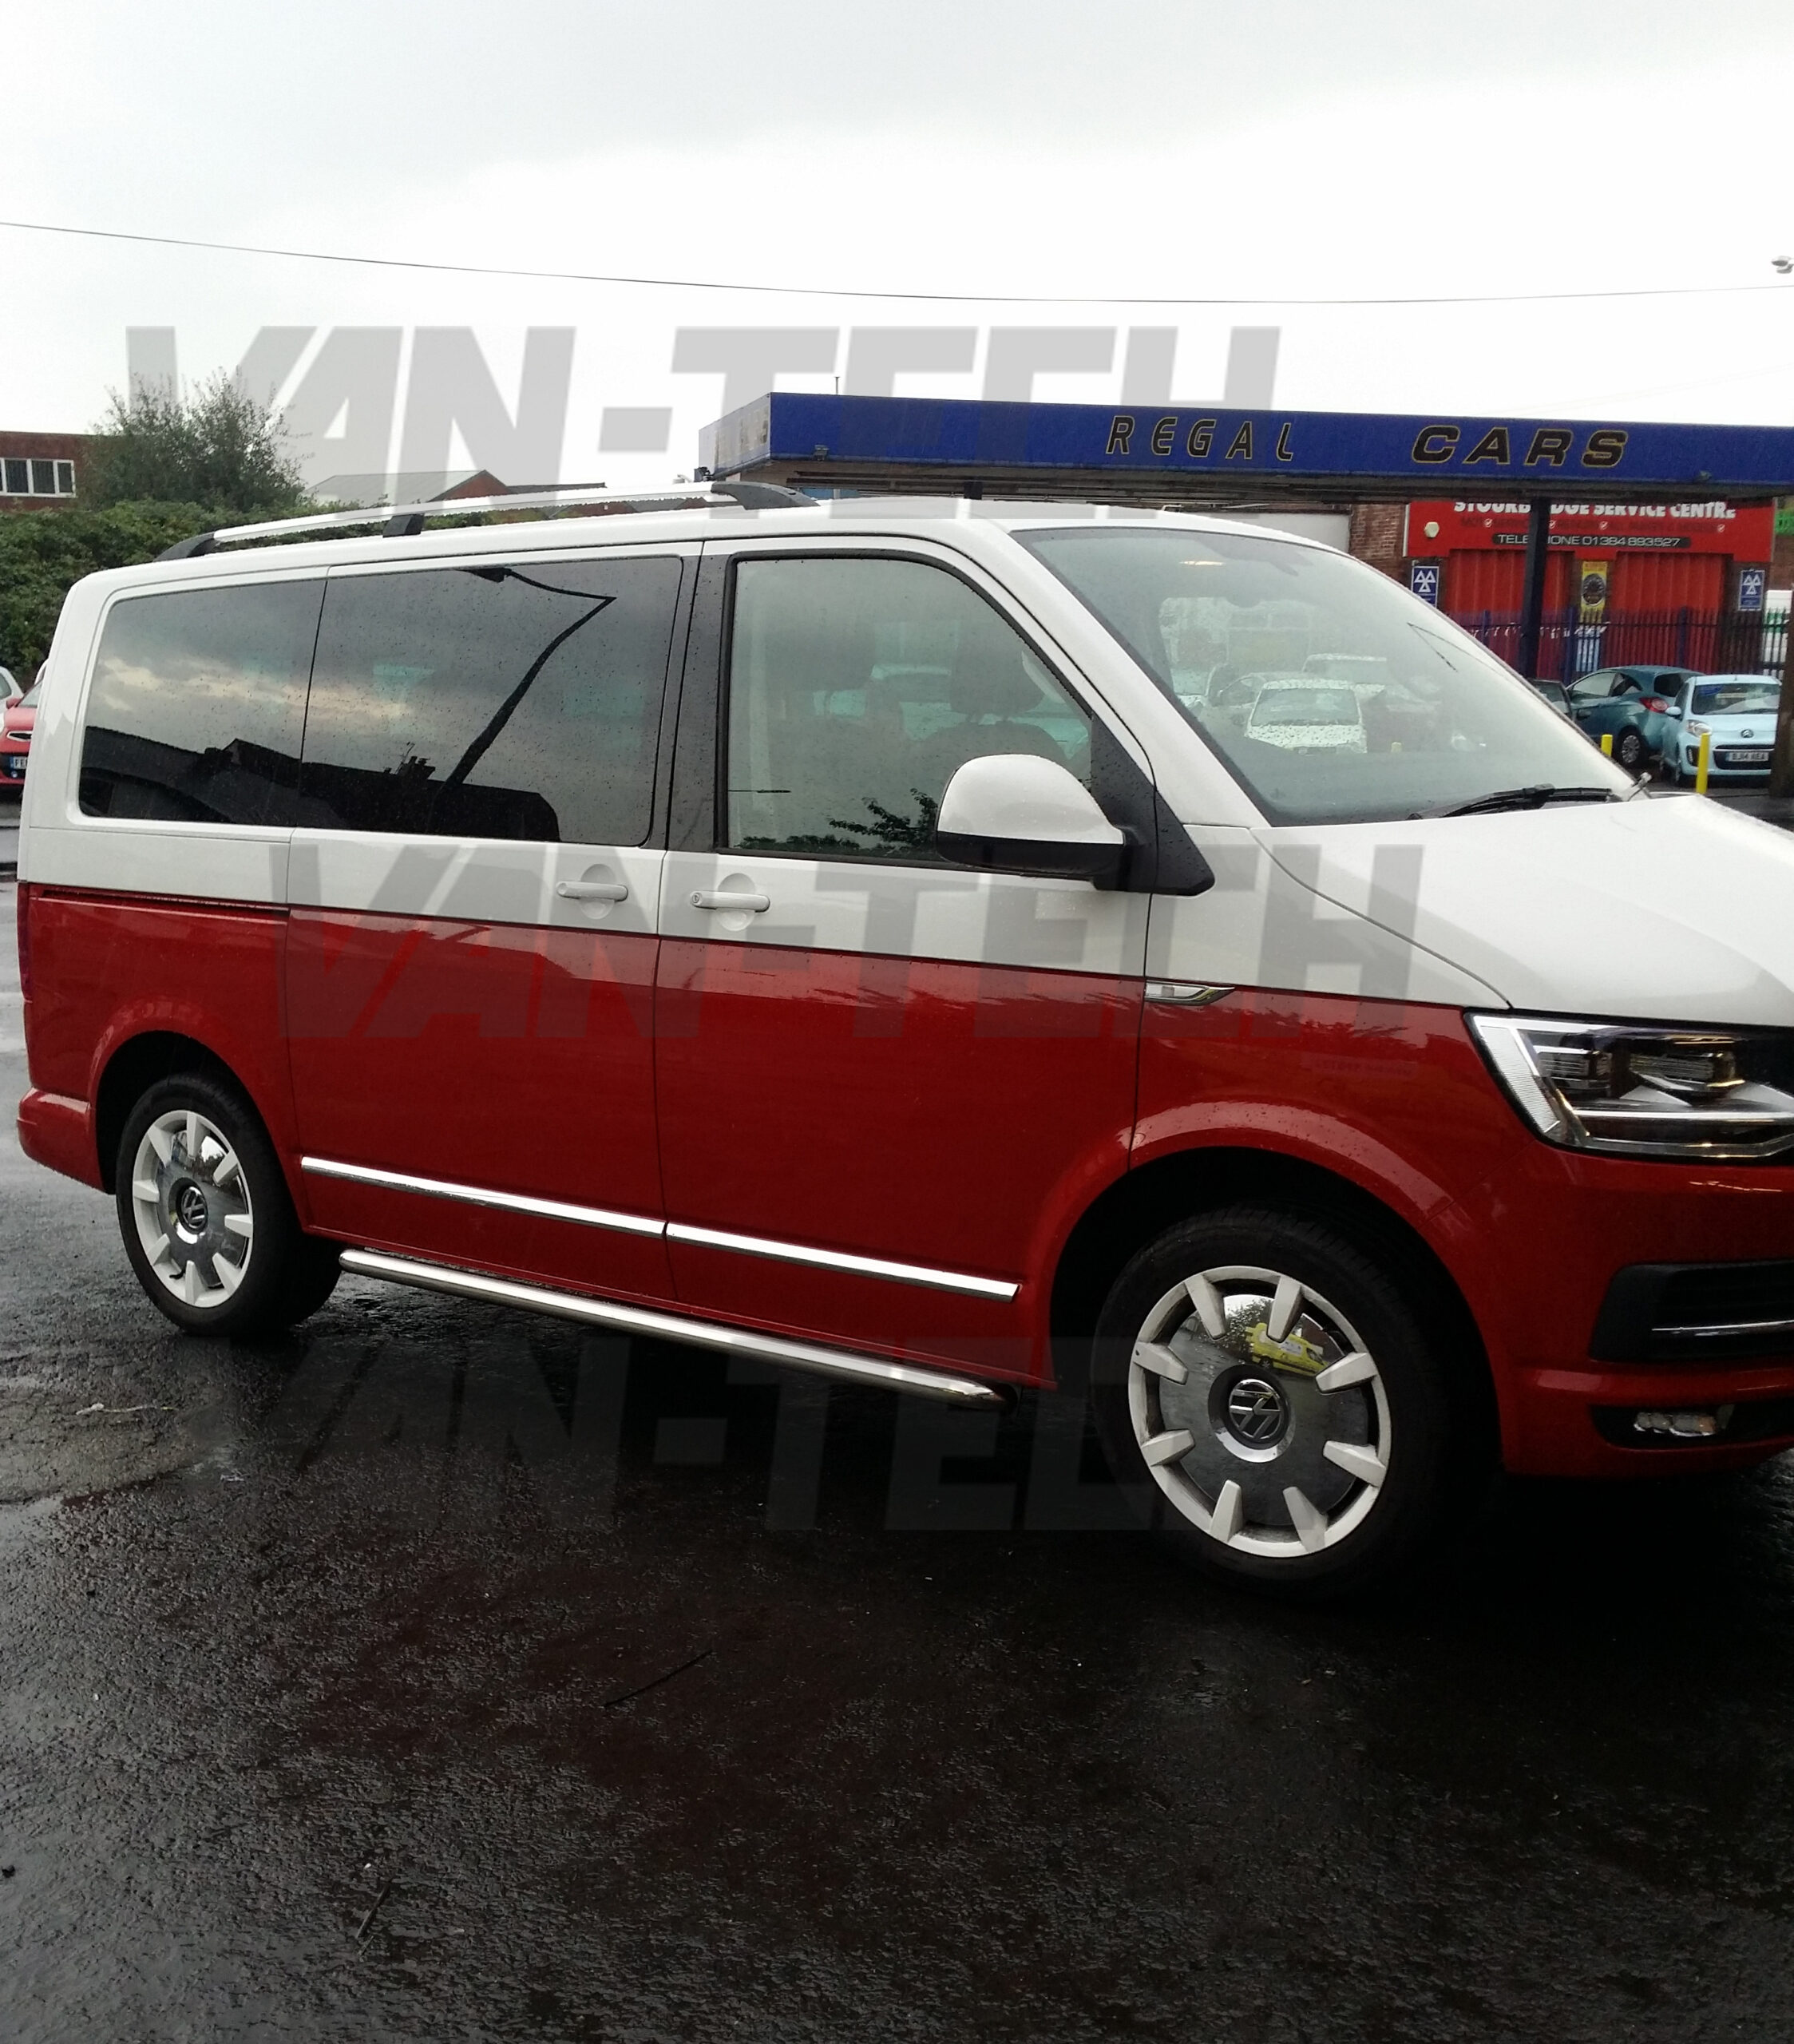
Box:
left=339, top=1249, right=1012, bottom=1408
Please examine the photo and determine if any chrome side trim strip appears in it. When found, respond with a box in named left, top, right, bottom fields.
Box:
left=338, top=1249, right=1009, bottom=1408
left=303, top=1158, right=1021, bottom=1296
left=1657, top=1315, right=1794, bottom=1341
left=665, top=1221, right=1020, bottom=1300
left=302, top=1157, right=663, bottom=1238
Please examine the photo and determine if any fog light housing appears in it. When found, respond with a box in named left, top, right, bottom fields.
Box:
left=1634, top=1406, right=1733, bottom=1440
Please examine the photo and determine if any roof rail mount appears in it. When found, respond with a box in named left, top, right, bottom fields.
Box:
left=156, top=531, right=220, bottom=561
left=710, top=481, right=814, bottom=509
left=147, top=480, right=820, bottom=561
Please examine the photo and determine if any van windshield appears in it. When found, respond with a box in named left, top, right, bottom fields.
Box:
left=1016, top=525, right=1628, bottom=823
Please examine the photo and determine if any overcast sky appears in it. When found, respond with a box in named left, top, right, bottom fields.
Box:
left=8, top=0, right=1794, bottom=488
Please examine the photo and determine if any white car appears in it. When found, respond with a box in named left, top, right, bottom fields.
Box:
left=1658, top=674, right=1782, bottom=784
left=1244, top=678, right=1368, bottom=752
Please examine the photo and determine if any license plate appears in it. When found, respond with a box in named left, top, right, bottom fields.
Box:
left=1723, top=749, right=1771, bottom=765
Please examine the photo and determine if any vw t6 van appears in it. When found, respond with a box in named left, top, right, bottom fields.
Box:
left=14, top=487, right=1794, bottom=1591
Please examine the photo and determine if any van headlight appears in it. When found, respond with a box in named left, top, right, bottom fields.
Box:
left=1470, top=1015, right=1794, bottom=1160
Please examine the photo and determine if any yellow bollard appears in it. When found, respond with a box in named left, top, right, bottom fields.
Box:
left=1696, top=731, right=1712, bottom=794
left=1600, top=732, right=1614, bottom=757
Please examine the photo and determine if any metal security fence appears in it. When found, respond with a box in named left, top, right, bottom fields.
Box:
left=1452, top=607, right=1788, bottom=682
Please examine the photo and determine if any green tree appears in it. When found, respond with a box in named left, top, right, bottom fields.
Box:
left=83, top=373, right=307, bottom=516
left=0, top=503, right=216, bottom=675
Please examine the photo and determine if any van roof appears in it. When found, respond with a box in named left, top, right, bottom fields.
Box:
left=100, top=491, right=1325, bottom=589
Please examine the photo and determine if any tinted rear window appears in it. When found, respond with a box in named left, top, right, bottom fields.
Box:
left=299, top=557, right=680, bottom=844
left=79, top=581, right=322, bottom=825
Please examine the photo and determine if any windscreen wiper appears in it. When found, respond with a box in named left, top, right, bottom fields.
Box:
left=1442, top=784, right=1617, bottom=818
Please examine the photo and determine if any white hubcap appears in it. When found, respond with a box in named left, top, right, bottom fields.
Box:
left=129, top=1108, right=254, bottom=1310
left=1128, top=1265, right=1392, bottom=1559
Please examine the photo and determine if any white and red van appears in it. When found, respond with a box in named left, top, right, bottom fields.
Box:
left=14, top=488, right=1794, bottom=1590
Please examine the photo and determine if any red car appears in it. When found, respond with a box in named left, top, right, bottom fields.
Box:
left=1, top=680, right=37, bottom=791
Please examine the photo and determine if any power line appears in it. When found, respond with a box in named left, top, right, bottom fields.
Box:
left=2, top=214, right=1792, bottom=308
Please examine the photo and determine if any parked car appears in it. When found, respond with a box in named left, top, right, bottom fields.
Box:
left=14, top=492, right=1794, bottom=1598
left=1657, top=674, right=1782, bottom=784
left=0, top=679, right=35, bottom=791
left=1565, top=664, right=1700, bottom=771
left=1244, top=678, right=1367, bottom=752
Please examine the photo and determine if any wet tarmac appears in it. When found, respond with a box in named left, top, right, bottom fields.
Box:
left=8, top=872, right=1794, bottom=2042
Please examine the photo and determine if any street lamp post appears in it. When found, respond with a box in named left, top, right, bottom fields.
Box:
left=1515, top=499, right=1552, bottom=680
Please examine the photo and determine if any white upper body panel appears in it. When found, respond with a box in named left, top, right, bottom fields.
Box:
left=17, top=498, right=1793, bottom=1034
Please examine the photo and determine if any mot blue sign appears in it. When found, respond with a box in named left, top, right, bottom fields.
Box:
left=1408, top=562, right=1442, bottom=606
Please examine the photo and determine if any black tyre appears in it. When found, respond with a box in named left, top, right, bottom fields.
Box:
left=115, top=1070, right=340, bottom=1337
left=1091, top=1206, right=1483, bottom=1597
left=1612, top=726, right=1648, bottom=773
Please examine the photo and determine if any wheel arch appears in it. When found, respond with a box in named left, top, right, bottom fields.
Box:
left=1049, top=1145, right=1499, bottom=1446
left=94, top=1032, right=255, bottom=1192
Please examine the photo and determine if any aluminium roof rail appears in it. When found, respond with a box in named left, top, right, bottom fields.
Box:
left=155, top=478, right=816, bottom=561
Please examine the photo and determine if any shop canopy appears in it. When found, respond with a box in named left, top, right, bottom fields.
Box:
left=699, top=391, right=1794, bottom=507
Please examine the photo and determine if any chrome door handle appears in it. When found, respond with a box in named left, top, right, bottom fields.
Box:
left=556, top=880, right=629, bottom=902
left=691, top=888, right=770, bottom=913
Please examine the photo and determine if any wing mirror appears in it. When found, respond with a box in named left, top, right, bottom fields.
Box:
left=935, top=754, right=1128, bottom=885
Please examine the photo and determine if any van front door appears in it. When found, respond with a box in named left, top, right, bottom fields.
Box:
left=284, top=549, right=689, bottom=1302
left=655, top=546, right=1147, bottom=1384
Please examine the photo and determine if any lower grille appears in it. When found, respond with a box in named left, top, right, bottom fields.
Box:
left=1591, top=1260, right=1794, bottom=1364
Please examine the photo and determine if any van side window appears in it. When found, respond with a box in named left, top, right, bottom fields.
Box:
left=78, top=581, right=323, bottom=825
left=300, top=557, right=681, bottom=844
left=726, top=555, right=1090, bottom=860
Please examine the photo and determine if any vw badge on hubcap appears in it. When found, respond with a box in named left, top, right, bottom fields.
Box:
left=1225, top=1375, right=1287, bottom=1445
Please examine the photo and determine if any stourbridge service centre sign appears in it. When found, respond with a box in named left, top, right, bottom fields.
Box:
left=1405, top=499, right=1776, bottom=555
left=701, top=393, right=1794, bottom=501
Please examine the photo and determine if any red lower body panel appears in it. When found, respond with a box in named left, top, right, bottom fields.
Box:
left=23, top=889, right=300, bottom=1175
left=1136, top=988, right=1794, bottom=1478
left=17, top=1087, right=100, bottom=1188
left=653, top=939, right=1142, bottom=1381
left=285, top=909, right=673, bottom=1300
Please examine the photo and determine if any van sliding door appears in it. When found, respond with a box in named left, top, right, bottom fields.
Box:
left=283, top=548, right=691, bottom=1302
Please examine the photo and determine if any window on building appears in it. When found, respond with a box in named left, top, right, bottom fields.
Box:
left=725, top=555, right=1091, bottom=861
left=0, top=455, right=77, bottom=497
left=79, top=581, right=324, bottom=825
left=299, top=556, right=681, bottom=844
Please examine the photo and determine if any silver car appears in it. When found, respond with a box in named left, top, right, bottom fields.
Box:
left=1657, top=674, right=1782, bottom=784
